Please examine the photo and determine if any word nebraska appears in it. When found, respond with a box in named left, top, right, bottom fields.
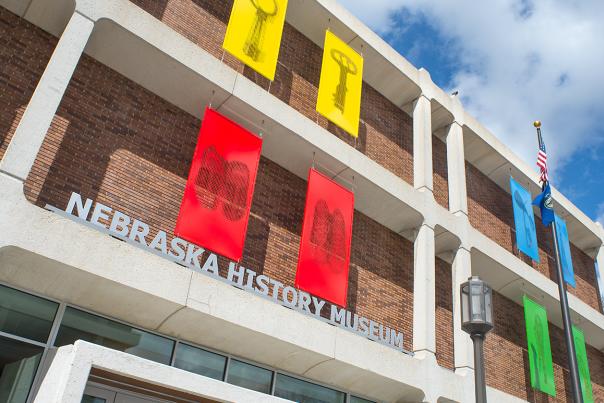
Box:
left=61, top=192, right=405, bottom=351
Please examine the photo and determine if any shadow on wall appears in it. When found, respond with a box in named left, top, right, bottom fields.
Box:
left=129, top=0, right=414, bottom=184
left=24, top=53, right=414, bottom=314
left=0, top=7, right=58, bottom=160
left=128, top=0, right=233, bottom=24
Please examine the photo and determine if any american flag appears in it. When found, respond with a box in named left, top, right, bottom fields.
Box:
left=536, top=129, right=548, bottom=183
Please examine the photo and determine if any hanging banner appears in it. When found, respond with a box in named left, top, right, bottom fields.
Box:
left=510, top=178, right=539, bottom=261
left=316, top=30, right=364, bottom=138
left=554, top=214, right=575, bottom=287
left=523, top=295, right=556, bottom=396
left=295, top=168, right=354, bottom=307
left=223, top=0, right=288, bottom=81
left=572, top=326, right=594, bottom=402
left=175, top=108, right=262, bottom=262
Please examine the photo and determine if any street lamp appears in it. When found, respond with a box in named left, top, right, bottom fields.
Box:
left=461, top=276, right=494, bottom=403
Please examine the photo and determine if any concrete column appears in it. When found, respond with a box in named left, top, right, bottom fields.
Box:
left=413, top=223, right=436, bottom=358
left=452, top=246, right=474, bottom=374
left=413, top=94, right=433, bottom=193
left=595, top=244, right=604, bottom=312
left=446, top=122, right=468, bottom=217
left=0, top=11, right=94, bottom=181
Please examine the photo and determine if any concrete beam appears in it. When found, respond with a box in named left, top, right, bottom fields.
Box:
left=446, top=122, right=468, bottom=217
left=413, top=223, right=436, bottom=358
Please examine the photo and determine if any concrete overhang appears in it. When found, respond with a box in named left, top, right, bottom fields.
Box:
left=3, top=0, right=74, bottom=36
left=77, top=9, right=426, bottom=237
left=9, top=0, right=601, bottom=257
left=0, top=169, right=437, bottom=402
left=463, top=115, right=602, bottom=255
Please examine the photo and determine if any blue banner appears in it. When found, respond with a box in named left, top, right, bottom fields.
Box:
left=554, top=214, right=575, bottom=287
left=596, top=262, right=604, bottom=312
left=511, top=178, right=539, bottom=261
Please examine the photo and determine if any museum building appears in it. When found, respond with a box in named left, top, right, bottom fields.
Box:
left=0, top=0, right=603, bottom=402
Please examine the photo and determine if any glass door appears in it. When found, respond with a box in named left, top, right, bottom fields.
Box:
left=82, top=385, right=116, bottom=403
left=83, top=384, right=174, bottom=403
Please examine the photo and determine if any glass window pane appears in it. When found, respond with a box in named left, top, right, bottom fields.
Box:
left=173, top=343, right=226, bottom=381
left=0, top=336, right=44, bottom=403
left=274, top=373, right=345, bottom=403
left=54, top=307, right=174, bottom=365
left=350, top=396, right=375, bottom=403
left=81, top=395, right=107, bottom=403
left=0, top=285, right=58, bottom=343
left=226, top=359, right=272, bottom=394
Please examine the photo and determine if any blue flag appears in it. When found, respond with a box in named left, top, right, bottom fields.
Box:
left=510, top=178, right=539, bottom=262
left=532, top=182, right=554, bottom=227
left=554, top=214, right=575, bottom=288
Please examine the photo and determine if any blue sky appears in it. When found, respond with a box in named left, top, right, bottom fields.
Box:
left=339, top=0, right=604, bottom=223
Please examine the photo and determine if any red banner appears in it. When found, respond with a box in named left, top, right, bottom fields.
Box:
left=175, top=108, right=262, bottom=262
left=295, top=169, right=354, bottom=306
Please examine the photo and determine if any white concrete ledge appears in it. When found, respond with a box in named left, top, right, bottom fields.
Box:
left=33, top=341, right=290, bottom=403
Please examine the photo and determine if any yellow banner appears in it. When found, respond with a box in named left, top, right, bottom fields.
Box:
left=223, top=0, right=288, bottom=81
left=316, top=31, right=364, bottom=138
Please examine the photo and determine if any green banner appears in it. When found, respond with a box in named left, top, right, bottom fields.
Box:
left=572, top=326, right=594, bottom=402
left=523, top=296, right=556, bottom=396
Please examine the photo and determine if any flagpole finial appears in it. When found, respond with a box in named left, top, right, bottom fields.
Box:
left=533, top=120, right=541, bottom=128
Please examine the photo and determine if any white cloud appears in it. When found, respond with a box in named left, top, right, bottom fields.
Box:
left=340, top=0, right=604, bottom=182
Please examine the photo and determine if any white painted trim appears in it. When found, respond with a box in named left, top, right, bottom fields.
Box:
left=33, top=341, right=290, bottom=403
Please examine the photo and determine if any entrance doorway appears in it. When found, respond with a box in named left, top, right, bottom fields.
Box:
left=82, top=384, right=185, bottom=403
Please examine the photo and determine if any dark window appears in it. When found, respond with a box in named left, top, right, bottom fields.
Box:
left=274, top=373, right=345, bottom=403
left=54, top=307, right=174, bottom=365
left=0, top=285, right=58, bottom=343
left=173, top=343, right=226, bottom=381
left=226, top=359, right=272, bottom=394
left=81, top=396, right=107, bottom=403
left=0, top=336, right=44, bottom=403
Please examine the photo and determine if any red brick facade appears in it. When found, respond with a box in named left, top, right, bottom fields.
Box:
left=128, top=0, right=414, bottom=185
left=466, top=162, right=600, bottom=311
left=487, top=292, right=604, bottom=401
left=2, top=3, right=603, bottom=401
left=0, top=8, right=57, bottom=160
left=23, top=53, right=415, bottom=351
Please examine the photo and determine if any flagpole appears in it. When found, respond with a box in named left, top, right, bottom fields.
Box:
left=534, top=121, right=583, bottom=402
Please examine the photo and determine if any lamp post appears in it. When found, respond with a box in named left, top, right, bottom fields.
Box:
left=461, top=276, right=494, bottom=403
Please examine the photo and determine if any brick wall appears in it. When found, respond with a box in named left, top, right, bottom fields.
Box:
left=486, top=291, right=604, bottom=402
left=128, top=0, right=414, bottom=184
left=23, top=53, right=415, bottom=351
left=466, top=162, right=600, bottom=311
left=435, top=257, right=454, bottom=370
left=0, top=7, right=57, bottom=160
left=433, top=135, right=449, bottom=210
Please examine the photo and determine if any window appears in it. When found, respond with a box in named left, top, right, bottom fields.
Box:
left=274, top=373, right=345, bottom=403
left=0, top=285, right=375, bottom=402
left=350, top=396, right=375, bottom=403
left=173, top=343, right=226, bottom=381
left=0, top=336, right=44, bottom=403
left=54, top=307, right=174, bottom=365
left=0, top=285, right=58, bottom=343
left=81, top=396, right=107, bottom=403
left=226, top=359, right=273, bottom=394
